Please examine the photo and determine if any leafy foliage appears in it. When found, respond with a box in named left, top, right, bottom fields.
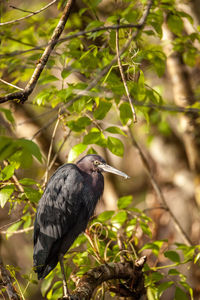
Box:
left=0, top=0, right=200, bottom=299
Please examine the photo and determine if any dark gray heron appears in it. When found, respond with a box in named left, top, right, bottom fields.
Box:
left=33, top=154, right=129, bottom=298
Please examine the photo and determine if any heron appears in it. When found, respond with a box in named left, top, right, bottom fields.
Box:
left=33, top=154, right=129, bottom=298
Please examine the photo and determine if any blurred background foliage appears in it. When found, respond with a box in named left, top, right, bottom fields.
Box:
left=0, top=0, right=200, bottom=299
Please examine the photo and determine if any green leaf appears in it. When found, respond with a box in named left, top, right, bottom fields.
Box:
left=61, top=69, right=70, bottom=79
left=73, top=97, right=88, bottom=113
left=67, top=116, right=91, bottom=132
left=24, top=186, right=42, bottom=203
left=168, top=269, right=180, bottom=276
left=180, top=281, right=193, bottom=299
left=93, top=100, right=112, bottom=120
left=175, top=243, right=196, bottom=261
left=140, top=222, right=152, bottom=237
left=140, top=243, right=159, bottom=252
left=41, top=275, right=54, bottom=297
left=83, top=129, right=107, bottom=147
left=175, top=287, right=188, bottom=300
left=147, top=286, right=158, bottom=300
left=0, top=162, right=19, bottom=181
left=105, top=126, right=127, bottom=136
left=17, top=139, right=42, bottom=163
left=164, top=250, right=180, bottom=263
left=0, top=137, right=17, bottom=160
left=97, top=210, right=114, bottom=222
left=119, top=103, right=132, bottom=125
left=157, top=281, right=174, bottom=298
left=86, top=20, right=104, bottom=31
left=6, top=220, right=23, bottom=238
left=149, top=272, right=164, bottom=284
left=167, top=14, right=183, bottom=36
left=71, top=233, right=87, bottom=248
left=0, top=185, right=14, bottom=208
left=19, top=178, right=38, bottom=185
left=117, top=195, right=132, bottom=209
left=178, top=11, right=193, bottom=25
left=194, top=252, right=200, bottom=264
left=107, top=136, right=124, bottom=157
left=0, top=108, right=15, bottom=124
left=68, top=143, right=87, bottom=162
left=111, top=211, right=127, bottom=225
left=39, top=74, right=58, bottom=85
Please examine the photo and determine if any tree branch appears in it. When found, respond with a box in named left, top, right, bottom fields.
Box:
left=128, top=128, right=193, bottom=247
left=0, top=0, right=57, bottom=26
left=66, top=257, right=146, bottom=300
left=116, top=20, right=137, bottom=122
left=0, top=23, right=149, bottom=59
left=0, top=256, right=20, bottom=300
left=58, top=0, right=154, bottom=115
left=0, top=0, right=75, bottom=104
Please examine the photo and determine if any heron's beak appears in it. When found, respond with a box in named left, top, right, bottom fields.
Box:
left=98, top=163, right=130, bottom=179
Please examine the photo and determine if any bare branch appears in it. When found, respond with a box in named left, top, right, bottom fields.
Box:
left=0, top=0, right=75, bottom=104
left=31, top=116, right=57, bottom=140
left=48, top=129, right=71, bottom=171
left=0, top=23, right=149, bottom=59
left=128, top=128, right=193, bottom=247
left=116, top=20, right=137, bottom=123
left=0, top=79, right=24, bottom=91
left=0, top=256, right=20, bottom=300
left=43, top=116, right=60, bottom=187
left=69, top=257, right=147, bottom=300
left=0, top=0, right=57, bottom=26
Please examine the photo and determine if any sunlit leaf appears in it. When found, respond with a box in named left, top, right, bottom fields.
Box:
left=111, top=211, right=127, bottom=225
left=107, top=136, right=124, bottom=157
left=117, top=195, right=132, bottom=209
left=97, top=210, right=114, bottom=222
left=119, top=103, right=132, bottom=125
left=105, top=126, right=127, bottom=136
left=0, top=185, right=14, bottom=208
left=68, top=143, right=87, bottom=162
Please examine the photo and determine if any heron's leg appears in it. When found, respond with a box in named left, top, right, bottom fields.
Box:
left=59, top=254, right=70, bottom=298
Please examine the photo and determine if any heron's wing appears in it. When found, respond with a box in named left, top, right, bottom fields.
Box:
left=33, top=164, right=87, bottom=278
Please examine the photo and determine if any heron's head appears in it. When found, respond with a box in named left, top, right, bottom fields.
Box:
left=77, top=154, right=130, bottom=179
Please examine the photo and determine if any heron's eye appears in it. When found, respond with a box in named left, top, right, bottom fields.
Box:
left=94, top=160, right=100, bottom=166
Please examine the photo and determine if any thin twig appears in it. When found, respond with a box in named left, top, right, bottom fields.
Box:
left=116, top=20, right=137, bottom=123
left=0, top=23, right=146, bottom=59
left=10, top=6, right=36, bottom=14
left=1, top=226, right=33, bottom=235
left=0, top=219, right=21, bottom=231
left=0, top=0, right=75, bottom=104
left=31, top=116, right=57, bottom=140
left=128, top=128, right=192, bottom=247
left=43, top=116, right=60, bottom=187
left=0, top=0, right=57, bottom=26
left=132, top=99, right=200, bottom=114
left=0, top=78, right=24, bottom=91
left=48, top=129, right=71, bottom=171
